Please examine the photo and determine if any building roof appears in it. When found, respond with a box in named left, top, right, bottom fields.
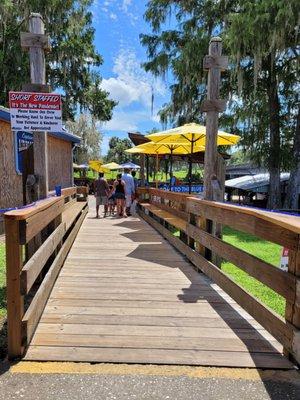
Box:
left=226, top=163, right=266, bottom=176
left=225, top=173, right=290, bottom=192
left=0, top=106, right=80, bottom=144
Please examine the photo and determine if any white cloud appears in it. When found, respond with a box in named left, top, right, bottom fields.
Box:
left=99, top=48, right=168, bottom=154
left=110, top=12, right=117, bottom=20
left=121, top=0, right=132, bottom=13
left=101, top=49, right=166, bottom=108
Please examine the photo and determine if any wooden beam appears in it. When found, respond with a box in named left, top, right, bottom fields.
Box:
left=186, top=199, right=299, bottom=249
left=203, top=55, right=228, bottom=71
left=19, top=198, right=64, bottom=244
left=28, top=13, right=49, bottom=200
left=21, top=223, right=66, bottom=294
left=138, top=210, right=297, bottom=360
left=187, top=223, right=296, bottom=301
left=22, top=83, right=51, bottom=93
left=5, top=219, right=24, bottom=359
left=20, top=32, right=51, bottom=51
left=22, top=207, right=88, bottom=345
left=200, top=99, right=226, bottom=113
left=203, top=37, right=225, bottom=201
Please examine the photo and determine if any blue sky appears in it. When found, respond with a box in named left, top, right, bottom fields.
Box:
left=91, top=0, right=171, bottom=155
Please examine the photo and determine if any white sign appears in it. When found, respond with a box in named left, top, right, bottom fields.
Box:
left=279, top=247, right=289, bottom=272
left=9, top=91, right=63, bottom=133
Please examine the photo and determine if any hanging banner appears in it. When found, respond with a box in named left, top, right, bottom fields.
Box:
left=9, top=91, right=62, bottom=133
left=14, top=131, right=33, bottom=174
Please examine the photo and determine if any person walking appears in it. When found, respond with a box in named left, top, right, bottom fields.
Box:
left=114, top=173, right=126, bottom=217
left=94, top=172, right=109, bottom=218
left=122, top=168, right=135, bottom=216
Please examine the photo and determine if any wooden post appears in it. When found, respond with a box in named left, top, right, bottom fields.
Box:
left=201, top=37, right=227, bottom=264
left=5, top=218, right=24, bottom=358
left=285, top=244, right=300, bottom=362
left=202, top=37, right=227, bottom=200
left=26, top=13, right=49, bottom=199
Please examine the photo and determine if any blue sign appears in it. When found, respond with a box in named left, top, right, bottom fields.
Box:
left=160, top=184, right=204, bottom=193
left=14, top=131, right=33, bottom=174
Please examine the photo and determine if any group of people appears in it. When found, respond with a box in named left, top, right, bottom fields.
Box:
left=94, top=168, right=138, bottom=218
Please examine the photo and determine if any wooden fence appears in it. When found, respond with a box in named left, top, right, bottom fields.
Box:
left=137, top=187, right=300, bottom=364
left=5, top=186, right=88, bottom=358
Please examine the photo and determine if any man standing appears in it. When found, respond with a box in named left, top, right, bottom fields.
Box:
left=94, top=172, right=109, bottom=218
left=122, top=168, right=135, bottom=216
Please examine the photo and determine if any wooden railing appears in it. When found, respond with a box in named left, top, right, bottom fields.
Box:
left=5, top=186, right=89, bottom=359
left=137, top=188, right=300, bottom=364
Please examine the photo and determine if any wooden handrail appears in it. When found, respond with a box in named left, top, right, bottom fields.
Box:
left=5, top=186, right=88, bottom=359
left=137, top=191, right=300, bottom=364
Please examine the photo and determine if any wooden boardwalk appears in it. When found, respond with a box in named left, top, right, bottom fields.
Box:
left=24, top=203, right=292, bottom=368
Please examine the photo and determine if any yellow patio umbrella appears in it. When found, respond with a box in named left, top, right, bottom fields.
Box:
left=102, top=162, right=121, bottom=170
left=88, top=160, right=110, bottom=173
left=126, top=141, right=205, bottom=187
left=146, top=122, right=240, bottom=146
left=146, top=123, right=240, bottom=193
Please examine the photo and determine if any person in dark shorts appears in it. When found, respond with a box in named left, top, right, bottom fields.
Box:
left=94, top=172, right=109, bottom=218
left=114, top=173, right=126, bottom=217
left=108, top=185, right=116, bottom=216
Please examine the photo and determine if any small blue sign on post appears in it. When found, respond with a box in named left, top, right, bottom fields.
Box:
left=14, top=131, right=33, bottom=174
left=160, top=184, right=204, bottom=194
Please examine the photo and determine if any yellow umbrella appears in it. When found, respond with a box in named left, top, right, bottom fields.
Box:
left=126, top=142, right=205, bottom=187
left=146, top=123, right=240, bottom=193
left=146, top=122, right=240, bottom=146
left=88, top=160, right=110, bottom=173
left=102, top=162, right=121, bottom=170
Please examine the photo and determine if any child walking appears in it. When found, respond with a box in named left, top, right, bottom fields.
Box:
left=108, top=185, right=116, bottom=216
left=114, top=174, right=126, bottom=217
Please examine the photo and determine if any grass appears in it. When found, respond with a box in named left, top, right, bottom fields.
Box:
left=222, top=226, right=285, bottom=316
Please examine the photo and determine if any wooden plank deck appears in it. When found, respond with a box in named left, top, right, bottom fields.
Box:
left=24, top=201, right=293, bottom=368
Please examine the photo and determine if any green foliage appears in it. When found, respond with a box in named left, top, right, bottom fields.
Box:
left=229, top=150, right=251, bottom=165
left=67, top=114, right=103, bottom=163
left=104, top=137, right=139, bottom=165
left=141, top=0, right=299, bottom=208
left=0, top=0, right=117, bottom=121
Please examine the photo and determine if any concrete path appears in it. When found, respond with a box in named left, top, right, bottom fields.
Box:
left=0, top=361, right=299, bottom=399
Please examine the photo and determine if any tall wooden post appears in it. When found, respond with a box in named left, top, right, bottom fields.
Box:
left=21, top=13, right=50, bottom=199
left=202, top=37, right=228, bottom=200
left=202, top=37, right=228, bottom=265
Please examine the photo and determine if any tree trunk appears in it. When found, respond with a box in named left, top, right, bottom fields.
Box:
left=267, top=55, right=281, bottom=209
left=284, top=106, right=300, bottom=210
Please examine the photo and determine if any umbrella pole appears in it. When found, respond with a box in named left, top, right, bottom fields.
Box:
left=146, top=155, right=149, bottom=184
left=156, top=153, right=159, bottom=189
left=189, top=137, right=194, bottom=194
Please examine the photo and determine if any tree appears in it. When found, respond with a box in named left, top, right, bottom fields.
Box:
left=0, top=0, right=117, bottom=121
left=225, top=0, right=299, bottom=208
left=66, top=114, right=102, bottom=164
left=105, top=137, right=138, bottom=164
left=141, top=0, right=299, bottom=209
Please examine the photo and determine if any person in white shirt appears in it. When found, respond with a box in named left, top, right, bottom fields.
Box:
left=122, top=168, right=135, bottom=216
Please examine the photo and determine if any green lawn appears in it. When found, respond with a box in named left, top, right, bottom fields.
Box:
left=222, top=226, right=285, bottom=316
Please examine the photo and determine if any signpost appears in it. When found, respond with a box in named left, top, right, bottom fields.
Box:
left=9, top=91, right=62, bottom=133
